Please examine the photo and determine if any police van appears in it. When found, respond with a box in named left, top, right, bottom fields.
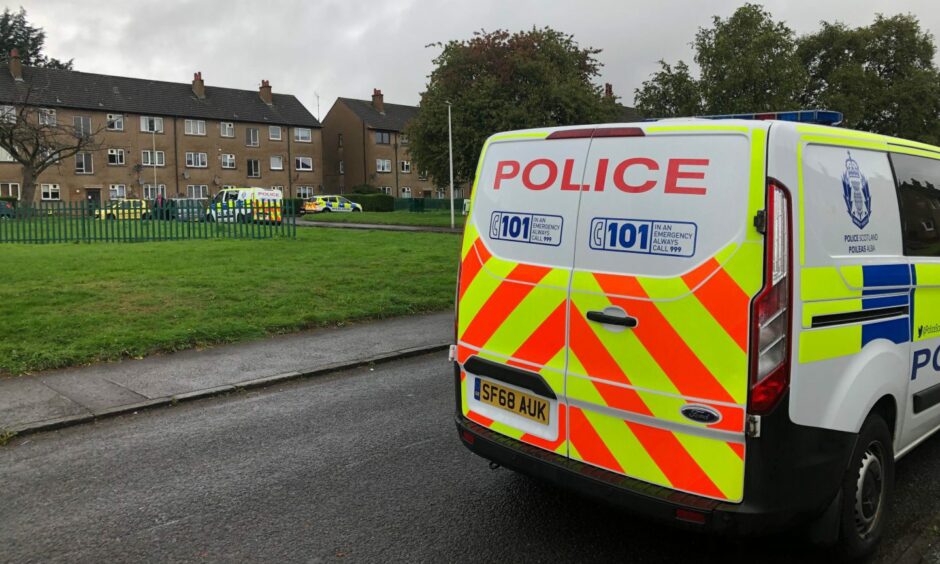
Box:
left=451, top=110, right=940, bottom=558
left=206, top=187, right=282, bottom=224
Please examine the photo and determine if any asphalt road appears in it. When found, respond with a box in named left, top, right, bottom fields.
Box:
left=3, top=353, right=940, bottom=563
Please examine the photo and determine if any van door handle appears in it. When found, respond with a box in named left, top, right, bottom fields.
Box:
left=586, top=310, right=638, bottom=328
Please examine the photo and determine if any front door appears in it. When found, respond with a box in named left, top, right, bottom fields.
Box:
left=85, top=189, right=101, bottom=216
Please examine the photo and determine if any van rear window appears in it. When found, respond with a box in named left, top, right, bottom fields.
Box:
left=891, top=153, right=940, bottom=257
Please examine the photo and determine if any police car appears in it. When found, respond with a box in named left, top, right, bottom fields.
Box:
left=452, top=110, right=940, bottom=559
left=304, top=195, right=363, bottom=214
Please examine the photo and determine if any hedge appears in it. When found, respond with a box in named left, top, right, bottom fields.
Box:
left=346, top=194, right=394, bottom=212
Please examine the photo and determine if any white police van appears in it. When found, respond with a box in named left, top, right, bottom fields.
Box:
left=452, top=110, right=940, bottom=559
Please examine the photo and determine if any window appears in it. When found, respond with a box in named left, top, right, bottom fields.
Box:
left=248, top=159, right=261, bottom=178
left=140, top=115, right=164, bottom=133
left=107, top=148, right=125, bottom=165
left=271, top=185, right=285, bottom=191
left=184, top=119, right=206, bottom=135
left=141, top=150, right=165, bottom=167
left=337, top=133, right=343, bottom=147
left=270, top=155, right=283, bottom=170
left=375, top=131, right=390, bottom=144
left=185, top=152, right=208, bottom=168
left=221, top=122, right=235, bottom=137
left=294, top=127, right=312, bottom=142
left=399, top=133, right=409, bottom=145
left=38, top=108, right=56, bottom=126
left=339, top=160, right=344, bottom=175
left=143, top=183, right=167, bottom=200
left=0, top=146, right=14, bottom=162
left=295, top=156, right=313, bottom=171
left=221, top=153, right=236, bottom=169
left=378, top=186, right=391, bottom=195
left=222, top=184, right=237, bottom=190
left=109, top=184, right=127, bottom=200
left=269, top=125, right=282, bottom=140
left=418, top=170, right=429, bottom=181
left=296, top=186, right=313, bottom=199
left=187, top=185, right=209, bottom=199
left=41, top=184, right=60, bottom=201
left=106, top=113, right=124, bottom=131
left=73, top=116, right=91, bottom=138
left=401, top=186, right=412, bottom=198
left=376, top=159, right=391, bottom=173
left=246, top=127, right=260, bottom=147
left=75, top=152, right=93, bottom=174
left=0, top=182, right=20, bottom=199
left=400, top=160, right=411, bottom=173
left=436, top=189, right=446, bottom=199
left=1, top=105, right=15, bottom=123
left=893, top=153, right=940, bottom=256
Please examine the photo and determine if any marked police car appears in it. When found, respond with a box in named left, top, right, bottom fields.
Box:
left=304, top=195, right=363, bottom=214
left=452, top=110, right=940, bottom=559
left=206, top=187, right=282, bottom=224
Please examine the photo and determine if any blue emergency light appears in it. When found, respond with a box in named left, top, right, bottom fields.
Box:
left=651, top=109, right=844, bottom=126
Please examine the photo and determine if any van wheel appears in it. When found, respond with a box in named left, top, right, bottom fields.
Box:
left=834, top=413, right=893, bottom=560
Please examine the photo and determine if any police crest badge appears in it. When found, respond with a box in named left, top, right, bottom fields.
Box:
left=841, top=151, right=872, bottom=229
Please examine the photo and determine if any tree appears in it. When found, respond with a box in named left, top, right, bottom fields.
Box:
left=407, top=27, right=621, bottom=189
left=0, top=86, right=105, bottom=203
left=634, top=61, right=703, bottom=118
left=0, top=8, right=72, bottom=70
left=798, top=15, right=940, bottom=144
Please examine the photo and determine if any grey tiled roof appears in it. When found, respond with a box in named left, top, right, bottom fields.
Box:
left=0, top=66, right=320, bottom=127
left=338, top=97, right=418, bottom=131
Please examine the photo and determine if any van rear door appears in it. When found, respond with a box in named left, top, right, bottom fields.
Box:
left=566, top=124, right=767, bottom=502
left=457, top=131, right=591, bottom=455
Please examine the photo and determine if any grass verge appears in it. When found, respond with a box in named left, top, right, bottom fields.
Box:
left=0, top=228, right=459, bottom=375
left=303, top=210, right=466, bottom=228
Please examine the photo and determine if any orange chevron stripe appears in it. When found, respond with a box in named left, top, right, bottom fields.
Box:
left=729, top=442, right=745, bottom=460
left=458, top=238, right=491, bottom=301
left=626, top=421, right=725, bottom=499
left=460, top=263, right=552, bottom=348
left=467, top=409, right=494, bottom=428
left=681, top=259, right=750, bottom=351
left=593, top=273, right=736, bottom=404
left=569, top=407, right=623, bottom=473
left=511, top=302, right=567, bottom=367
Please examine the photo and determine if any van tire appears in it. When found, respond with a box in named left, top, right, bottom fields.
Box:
left=834, top=413, right=893, bottom=561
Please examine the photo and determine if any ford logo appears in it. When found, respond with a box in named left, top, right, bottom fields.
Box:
left=680, top=404, right=722, bottom=425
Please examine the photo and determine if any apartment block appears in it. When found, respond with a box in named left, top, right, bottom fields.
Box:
left=321, top=89, right=440, bottom=198
left=0, top=52, right=322, bottom=204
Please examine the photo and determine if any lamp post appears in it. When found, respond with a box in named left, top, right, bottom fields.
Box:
left=446, top=101, right=455, bottom=230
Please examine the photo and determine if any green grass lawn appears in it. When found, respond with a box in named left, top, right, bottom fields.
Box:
left=0, top=228, right=460, bottom=375
left=303, top=210, right=466, bottom=228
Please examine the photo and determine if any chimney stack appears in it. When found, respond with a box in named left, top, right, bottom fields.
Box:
left=259, top=80, right=272, bottom=105
left=192, top=71, right=205, bottom=99
left=604, top=83, right=613, bottom=98
left=372, top=88, right=384, bottom=114
left=9, top=49, right=22, bottom=81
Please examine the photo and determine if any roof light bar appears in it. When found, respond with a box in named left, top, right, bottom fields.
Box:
left=649, top=109, right=843, bottom=126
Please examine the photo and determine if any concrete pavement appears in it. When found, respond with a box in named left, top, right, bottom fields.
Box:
left=296, top=218, right=462, bottom=234
left=0, top=312, right=453, bottom=436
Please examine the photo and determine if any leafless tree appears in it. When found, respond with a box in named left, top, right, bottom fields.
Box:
left=0, top=83, right=105, bottom=203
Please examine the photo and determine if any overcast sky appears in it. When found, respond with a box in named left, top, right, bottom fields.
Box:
left=17, top=0, right=940, bottom=121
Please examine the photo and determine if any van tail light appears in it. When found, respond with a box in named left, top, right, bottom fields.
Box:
left=748, top=179, right=793, bottom=415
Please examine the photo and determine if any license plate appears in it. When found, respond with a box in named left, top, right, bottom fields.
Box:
left=474, top=379, right=549, bottom=425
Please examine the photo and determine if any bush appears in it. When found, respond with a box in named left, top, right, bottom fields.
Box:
left=350, top=184, right=379, bottom=194
left=346, top=194, right=394, bottom=212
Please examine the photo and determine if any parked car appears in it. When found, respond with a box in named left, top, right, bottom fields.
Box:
left=94, top=199, right=151, bottom=220
left=304, top=195, right=362, bottom=214
left=164, top=198, right=207, bottom=222
left=0, top=200, right=14, bottom=219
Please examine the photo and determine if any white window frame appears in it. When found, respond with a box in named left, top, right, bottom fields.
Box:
left=109, top=184, right=127, bottom=200
left=75, top=152, right=93, bottom=174
left=269, top=125, right=282, bottom=141
left=247, top=159, right=261, bottom=178
left=107, top=148, right=125, bottom=166
left=184, top=119, right=206, bottom=136
left=294, top=127, right=312, bottom=142
left=142, top=150, right=166, bottom=167
left=296, top=185, right=314, bottom=199
left=418, top=169, right=429, bottom=181
left=73, top=115, right=92, bottom=138
left=400, top=160, right=411, bottom=173
left=339, top=160, right=344, bottom=175
left=1, top=105, right=15, bottom=124
left=140, top=115, right=164, bottom=133
left=246, top=127, right=260, bottom=147
left=106, top=113, right=124, bottom=131
left=41, top=183, right=60, bottom=201
left=38, top=108, right=56, bottom=126
left=185, top=151, right=208, bottom=168
left=401, top=186, right=412, bottom=198
left=0, top=182, right=20, bottom=199
left=378, top=186, right=391, bottom=195
left=186, top=185, right=209, bottom=199
left=270, top=155, right=283, bottom=170
left=399, top=133, right=409, bottom=145
left=0, top=146, right=14, bottom=162
left=221, top=184, right=237, bottom=190
left=376, top=159, right=391, bottom=173
left=295, top=156, right=313, bottom=171
left=221, top=153, right=236, bottom=169
left=143, top=183, right=167, bottom=200
left=221, top=122, right=235, bottom=138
